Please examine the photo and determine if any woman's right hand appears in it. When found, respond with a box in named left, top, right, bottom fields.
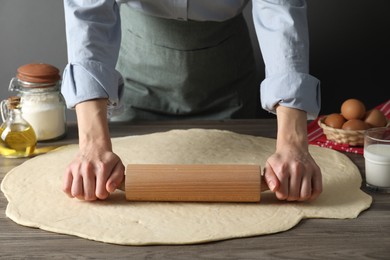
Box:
left=62, top=145, right=125, bottom=201
left=62, top=99, right=124, bottom=201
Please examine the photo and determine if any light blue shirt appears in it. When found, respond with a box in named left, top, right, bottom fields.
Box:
left=62, top=0, right=320, bottom=119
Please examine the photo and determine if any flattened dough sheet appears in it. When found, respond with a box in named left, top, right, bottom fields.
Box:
left=1, top=129, right=372, bottom=245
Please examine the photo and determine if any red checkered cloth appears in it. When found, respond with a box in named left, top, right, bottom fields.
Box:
left=308, top=99, right=390, bottom=154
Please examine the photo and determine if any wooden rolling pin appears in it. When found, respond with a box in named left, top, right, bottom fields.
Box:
left=119, top=164, right=268, bottom=202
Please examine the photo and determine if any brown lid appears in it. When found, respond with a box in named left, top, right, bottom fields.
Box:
left=16, top=63, right=60, bottom=85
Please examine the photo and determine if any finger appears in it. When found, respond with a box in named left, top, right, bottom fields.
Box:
left=71, top=173, right=84, bottom=200
left=83, top=171, right=97, bottom=201
left=264, top=161, right=289, bottom=200
left=263, top=162, right=280, bottom=192
left=310, top=170, right=323, bottom=201
left=62, top=168, right=74, bottom=198
left=299, top=174, right=312, bottom=201
left=106, top=161, right=125, bottom=193
left=274, top=169, right=289, bottom=201
left=275, top=179, right=289, bottom=201
left=287, top=166, right=302, bottom=201
left=78, top=161, right=97, bottom=201
left=95, top=166, right=110, bottom=200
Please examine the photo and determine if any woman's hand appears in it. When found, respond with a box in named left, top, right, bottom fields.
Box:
left=63, top=145, right=125, bottom=201
left=62, top=99, right=125, bottom=201
left=264, top=106, right=322, bottom=201
left=264, top=144, right=322, bottom=201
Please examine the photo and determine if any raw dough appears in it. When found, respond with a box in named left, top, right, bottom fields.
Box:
left=1, top=129, right=372, bottom=245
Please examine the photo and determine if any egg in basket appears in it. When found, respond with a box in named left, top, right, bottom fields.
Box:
left=319, top=99, right=388, bottom=146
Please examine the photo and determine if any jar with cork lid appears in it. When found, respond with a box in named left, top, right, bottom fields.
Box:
left=8, top=63, right=67, bottom=141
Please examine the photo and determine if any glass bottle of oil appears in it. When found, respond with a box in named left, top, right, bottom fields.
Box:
left=0, top=96, right=37, bottom=158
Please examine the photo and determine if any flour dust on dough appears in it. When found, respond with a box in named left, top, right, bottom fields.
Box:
left=1, top=129, right=372, bottom=245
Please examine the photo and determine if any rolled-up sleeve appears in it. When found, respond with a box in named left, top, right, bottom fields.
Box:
left=62, top=0, right=123, bottom=111
left=252, top=0, right=320, bottom=119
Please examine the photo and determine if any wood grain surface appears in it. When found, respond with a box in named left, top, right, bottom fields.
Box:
left=125, top=164, right=261, bottom=202
left=1, top=119, right=389, bottom=260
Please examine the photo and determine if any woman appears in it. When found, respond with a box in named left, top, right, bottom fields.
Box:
left=61, top=0, right=322, bottom=202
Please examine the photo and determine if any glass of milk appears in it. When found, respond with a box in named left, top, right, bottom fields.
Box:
left=364, top=126, right=390, bottom=193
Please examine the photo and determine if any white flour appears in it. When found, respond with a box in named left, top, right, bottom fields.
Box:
left=21, top=95, right=66, bottom=141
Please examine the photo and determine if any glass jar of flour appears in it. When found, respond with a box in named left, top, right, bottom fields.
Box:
left=9, top=63, right=66, bottom=141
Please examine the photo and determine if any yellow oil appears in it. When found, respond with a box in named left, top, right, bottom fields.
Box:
left=0, top=123, right=37, bottom=158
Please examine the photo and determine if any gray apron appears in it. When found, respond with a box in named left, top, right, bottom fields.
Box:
left=112, top=5, right=258, bottom=122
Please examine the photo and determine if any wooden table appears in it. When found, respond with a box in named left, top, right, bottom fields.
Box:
left=1, top=119, right=389, bottom=259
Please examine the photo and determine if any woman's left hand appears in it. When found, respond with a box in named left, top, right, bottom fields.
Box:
left=264, top=144, right=322, bottom=201
left=264, top=105, right=323, bottom=201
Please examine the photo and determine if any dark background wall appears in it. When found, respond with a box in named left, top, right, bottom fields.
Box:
left=1, top=0, right=389, bottom=121
left=307, top=0, right=389, bottom=116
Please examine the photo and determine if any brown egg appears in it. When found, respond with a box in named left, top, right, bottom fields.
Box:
left=324, top=113, right=346, bottom=129
left=364, top=109, right=387, bottom=127
left=341, top=99, right=366, bottom=120
left=342, top=119, right=370, bottom=130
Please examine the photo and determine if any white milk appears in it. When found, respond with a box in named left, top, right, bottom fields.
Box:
left=364, top=144, right=390, bottom=188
